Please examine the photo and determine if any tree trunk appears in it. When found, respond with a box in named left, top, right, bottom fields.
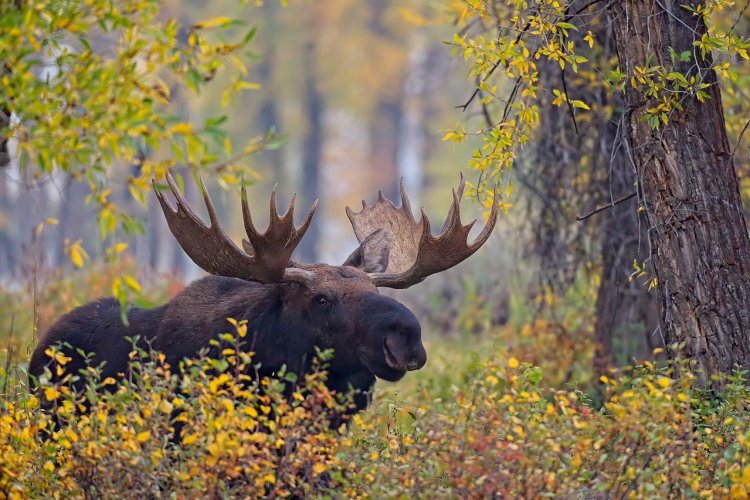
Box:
left=397, top=32, right=426, bottom=200
left=368, top=0, right=401, bottom=200
left=0, top=172, right=10, bottom=275
left=258, top=0, right=284, bottom=184
left=593, top=160, right=661, bottom=376
left=0, top=95, right=10, bottom=168
left=297, top=41, right=322, bottom=263
left=370, top=100, right=401, bottom=200
left=609, top=1, right=750, bottom=384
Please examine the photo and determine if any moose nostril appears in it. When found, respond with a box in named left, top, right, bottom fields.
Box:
left=409, top=344, right=427, bottom=370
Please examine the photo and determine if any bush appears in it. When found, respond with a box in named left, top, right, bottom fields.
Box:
left=3, top=328, right=355, bottom=498
left=2, top=324, right=750, bottom=498
left=344, top=353, right=750, bottom=498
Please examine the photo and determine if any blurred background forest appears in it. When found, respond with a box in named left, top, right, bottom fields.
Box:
left=3, top=0, right=750, bottom=393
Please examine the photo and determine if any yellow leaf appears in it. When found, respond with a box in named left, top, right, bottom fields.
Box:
left=137, top=431, right=151, bottom=442
left=508, top=357, right=519, bottom=368
left=193, top=17, right=232, bottom=29
left=159, top=400, right=174, bottom=414
left=43, top=461, right=55, bottom=473
left=221, top=399, right=235, bottom=415
left=183, top=434, right=198, bottom=445
left=657, top=376, right=671, bottom=388
left=68, top=240, right=89, bottom=269
left=313, top=463, right=326, bottom=475
left=220, top=173, right=239, bottom=185
left=111, top=242, right=129, bottom=254
left=44, top=387, right=60, bottom=401
left=169, top=122, right=193, bottom=135
left=237, top=81, right=261, bottom=90
left=571, top=99, right=590, bottom=110
left=584, top=31, right=595, bottom=48
left=124, top=275, right=141, bottom=293
left=102, top=377, right=116, bottom=385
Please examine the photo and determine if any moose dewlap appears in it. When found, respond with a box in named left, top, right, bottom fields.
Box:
left=29, top=173, right=498, bottom=417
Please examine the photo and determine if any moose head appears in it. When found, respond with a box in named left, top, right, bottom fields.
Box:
left=30, top=173, right=498, bottom=416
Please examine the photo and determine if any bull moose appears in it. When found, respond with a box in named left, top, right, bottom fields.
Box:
left=29, top=173, right=498, bottom=416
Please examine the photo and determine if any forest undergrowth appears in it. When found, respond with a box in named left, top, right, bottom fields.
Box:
left=1, top=262, right=750, bottom=498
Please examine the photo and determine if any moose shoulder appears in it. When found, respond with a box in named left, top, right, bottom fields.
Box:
left=29, top=174, right=498, bottom=416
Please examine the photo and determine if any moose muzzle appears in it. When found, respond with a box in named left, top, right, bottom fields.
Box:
left=384, top=334, right=427, bottom=371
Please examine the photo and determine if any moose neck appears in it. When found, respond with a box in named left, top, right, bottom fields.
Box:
left=154, top=276, right=317, bottom=379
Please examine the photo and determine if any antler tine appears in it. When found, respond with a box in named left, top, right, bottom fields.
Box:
left=439, top=173, right=466, bottom=234
left=159, top=172, right=205, bottom=228
left=468, top=183, right=499, bottom=251
left=286, top=193, right=297, bottom=222
left=269, top=185, right=280, bottom=222
left=439, top=178, right=465, bottom=235
left=195, top=176, right=222, bottom=227
left=399, top=178, right=418, bottom=224
left=292, top=198, right=319, bottom=248
left=241, top=183, right=260, bottom=241
left=154, top=174, right=316, bottom=285
left=363, top=174, right=499, bottom=289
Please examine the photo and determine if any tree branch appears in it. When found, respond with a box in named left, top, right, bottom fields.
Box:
left=576, top=191, right=637, bottom=221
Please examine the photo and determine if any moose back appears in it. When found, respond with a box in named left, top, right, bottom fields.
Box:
left=29, top=174, right=498, bottom=416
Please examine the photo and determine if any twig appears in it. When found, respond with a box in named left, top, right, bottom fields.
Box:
left=731, top=0, right=750, bottom=32
left=563, top=0, right=605, bottom=21
left=1, top=314, right=16, bottom=397
left=456, top=19, right=532, bottom=112
left=561, top=67, right=580, bottom=135
left=729, top=118, right=750, bottom=166
left=456, top=0, right=603, bottom=114
left=576, top=191, right=637, bottom=220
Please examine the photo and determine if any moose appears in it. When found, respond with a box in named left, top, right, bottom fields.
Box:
left=29, top=173, right=498, bottom=417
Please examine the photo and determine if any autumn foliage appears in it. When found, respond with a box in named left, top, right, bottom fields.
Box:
left=3, top=323, right=750, bottom=497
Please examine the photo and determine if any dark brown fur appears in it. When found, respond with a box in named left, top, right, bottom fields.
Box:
left=29, top=262, right=426, bottom=416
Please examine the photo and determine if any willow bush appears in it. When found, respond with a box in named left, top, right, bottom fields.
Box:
left=3, top=334, right=750, bottom=498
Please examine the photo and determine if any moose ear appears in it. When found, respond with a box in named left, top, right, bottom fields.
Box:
left=343, top=229, right=390, bottom=273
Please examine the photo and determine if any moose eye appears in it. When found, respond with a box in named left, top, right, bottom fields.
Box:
left=313, top=295, right=328, bottom=305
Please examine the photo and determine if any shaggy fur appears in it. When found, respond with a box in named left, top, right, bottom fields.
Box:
left=29, top=263, right=426, bottom=417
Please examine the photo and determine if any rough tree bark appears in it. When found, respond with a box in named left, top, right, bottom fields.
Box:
left=608, top=1, right=750, bottom=384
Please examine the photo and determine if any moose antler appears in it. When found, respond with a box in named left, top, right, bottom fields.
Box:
left=154, top=173, right=317, bottom=285
left=346, top=174, right=498, bottom=289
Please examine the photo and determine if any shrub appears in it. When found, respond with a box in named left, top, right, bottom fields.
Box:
left=2, top=327, right=750, bottom=498
left=3, top=327, right=355, bottom=498
left=342, top=353, right=750, bottom=498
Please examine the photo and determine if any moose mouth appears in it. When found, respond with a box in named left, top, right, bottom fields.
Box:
left=383, top=339, right=401, bottom=370
left=367, top=339, right=405, bottom=382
